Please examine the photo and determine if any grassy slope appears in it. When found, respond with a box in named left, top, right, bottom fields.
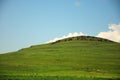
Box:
left=0, top=39, right=120, bottom=79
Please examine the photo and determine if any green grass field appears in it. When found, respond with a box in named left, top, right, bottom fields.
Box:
left=0, top=36, right=120, bottom=80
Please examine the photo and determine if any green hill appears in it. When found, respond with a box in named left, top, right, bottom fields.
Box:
left=0, top=36, right=120, bottom=80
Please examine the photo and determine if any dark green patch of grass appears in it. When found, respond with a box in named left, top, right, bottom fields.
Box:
left=0, top=76, right=119, bottom=80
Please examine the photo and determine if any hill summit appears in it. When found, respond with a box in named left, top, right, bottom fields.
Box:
left=50, top=36, right=114, bottom=44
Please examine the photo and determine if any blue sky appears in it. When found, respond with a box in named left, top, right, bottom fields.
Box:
left=0, top=0, right=120, bottom=53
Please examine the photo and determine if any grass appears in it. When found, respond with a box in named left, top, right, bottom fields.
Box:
left=0, top=76, right=119, bottom=80
left=0, top=37, right=120, bottom=80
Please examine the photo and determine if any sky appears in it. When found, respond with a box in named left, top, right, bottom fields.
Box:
left=0, top=0, right=120, bottom=53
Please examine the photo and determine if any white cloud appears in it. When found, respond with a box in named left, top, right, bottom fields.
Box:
left=97, top=23, right=120, bottom=42
left=47, top=32, right=86, bottom=43
left=47, top=23, right=120, bottom=43
left=74, top=1, right=80, bottom=6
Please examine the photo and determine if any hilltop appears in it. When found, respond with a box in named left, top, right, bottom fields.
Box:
left=0, top=36, right=120, bottom=80
left=50, top=36, right=114, bottom=44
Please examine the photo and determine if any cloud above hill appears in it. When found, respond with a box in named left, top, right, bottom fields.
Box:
left=97, top=23, right=120, bottom=42
left=47, top=23, right=120, bottom=43
left=47, top=32, right=86, bottom=43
